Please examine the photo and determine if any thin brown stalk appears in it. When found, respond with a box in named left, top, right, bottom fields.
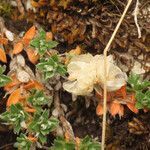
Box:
left=133, top=0, right=141, bottom=38
left=101, top=0, right=133, bottom=149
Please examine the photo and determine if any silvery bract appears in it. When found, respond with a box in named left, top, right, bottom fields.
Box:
left=63, top=54, right=127, bottom=95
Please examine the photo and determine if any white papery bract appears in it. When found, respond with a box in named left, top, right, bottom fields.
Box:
left=5, top=30, right=14, bottom=41
left=63, top=54, right=127, bottom=96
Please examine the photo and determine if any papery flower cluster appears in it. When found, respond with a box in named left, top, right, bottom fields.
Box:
left=63, top=54, right=127, bottom=95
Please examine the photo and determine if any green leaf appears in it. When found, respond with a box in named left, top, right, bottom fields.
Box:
left=57, top=65, right=67, bottom=76
left=30, top=38, right=40, bottom=47
left=135, top=91, right=150, bottom=109
left=44, top=72, right=55, bottom=80
left=51, top=54, right=59, bottom=62
left=0, top=66, right=5, bottom=74
left=135, top=102, right=143, bottom=109
left=127, top=73, right=150, bottom=92
left=0, top=75, right=12, bottom=87
left=47, top=41, right=58, bottom=49
left=29, top=110, right=59, bottom=144
left=28, top=90, right=49, bottom=106
left=51, top=136, right=101, bottom=150
left=127, top=73, right=150, bottom=109
left=36, top=55, right=67, bottom=80
left=38, top=133, right=47, bottom=144
left=0, top=104, right=28, bottom=134
left=30, top=28, right=58, bottom=56
left=0, top=66, right=12, bottom=87
left=51, top=137, right=75, bottom=150
left=39, top=28, right=46, bottom=39
left=79, top=136, right=101, bottom=150
left=14, top=133, right=32, bottom=150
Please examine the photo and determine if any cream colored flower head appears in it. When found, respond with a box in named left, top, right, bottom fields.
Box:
left=63, top=54, right=127, bottom=95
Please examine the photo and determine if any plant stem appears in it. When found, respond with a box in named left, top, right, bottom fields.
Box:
left=101, top=0, right=133, bottom=149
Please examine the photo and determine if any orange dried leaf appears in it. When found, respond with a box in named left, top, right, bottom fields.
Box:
left=65, top=131, right=70, bottom=142
left=27, top=136, right=37, bottom=142
left=69, top=46, right=81, bottom=55
left=23, top=26, right=36, bottom=40
left=4, top=75, right=21, bottom=91
left=110, top=102, right=123, bottom=117
left=6, top=88, right=22, bottom=107
left=96, top=91, right=112, bottom=102
left=34, top=80, right=44, bottom=90
left=127, top=102, right=138, bottom=114
left=96, top=103, right=103, bottom=115
left=130, top=93, right=136, bottom=102
left=26, top=48, right=39, bottom=64
left=119, top=105, right=124, bottom=117
left=24, top=107, right=36, bottom=113
left=75, top=137, right=80, bottom=145
left=0, top=37, right=8, bottom=45
left=115, top=85, right=127, bottom=98
left=65, top=46, right=82, bottom=64
left=23, top=80, right=43, bottom=90
left=31, top=0, right=41, bottom=7
left=46, top=32, right=53, bottom=41
left=39, top=0, right=47, bottom=5
left=0, top=48, right=7, bottom=63
left=75, top=137, right=80, bottom=149
left=23, top=81, right=35, bottom=90
left=22, top=38, right=30, bottom=47
left=13, top=42, right=23, bottom=55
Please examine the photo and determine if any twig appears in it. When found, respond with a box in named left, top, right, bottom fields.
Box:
left=54, top=92, right=75, bottom=140
left=101, top=0, right=133, bottom=149
left=133, top=0, right=141, bottom=38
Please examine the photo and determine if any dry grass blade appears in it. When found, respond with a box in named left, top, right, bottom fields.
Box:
left=101, top=0, right=133, bottom=149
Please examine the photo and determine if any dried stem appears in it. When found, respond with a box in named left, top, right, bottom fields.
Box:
left=101, top=0, right=133, bottom=149
left=133, top=0, right=141, bottom=38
